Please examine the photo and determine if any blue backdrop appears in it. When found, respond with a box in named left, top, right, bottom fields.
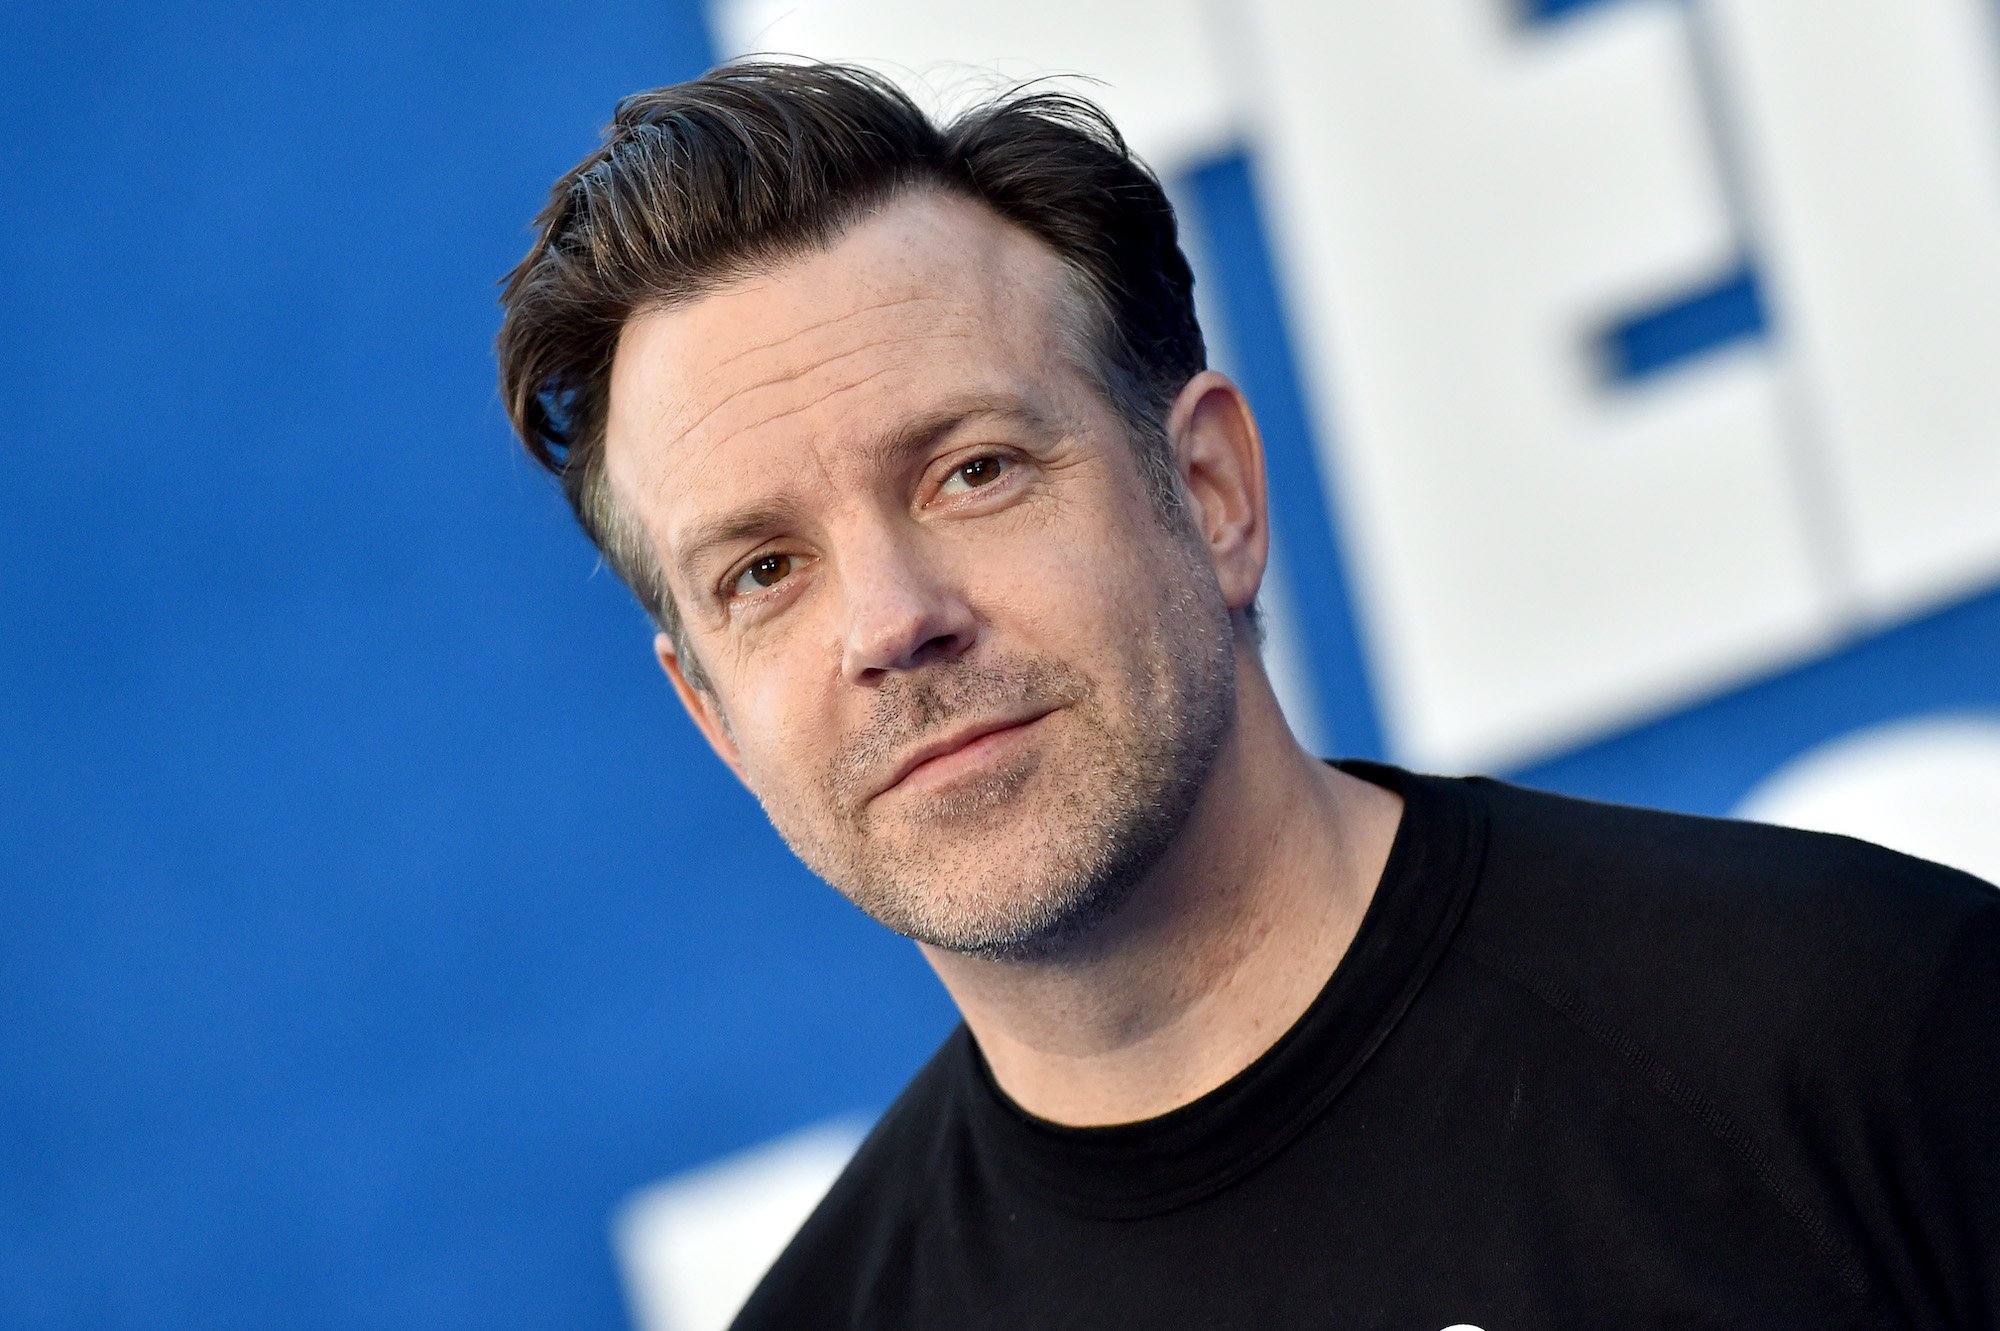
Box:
left=5, top=3, right=1998, bottom=1327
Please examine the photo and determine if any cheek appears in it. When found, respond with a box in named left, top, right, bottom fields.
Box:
left=725, top=640, right=838, bottom=788
left=981, top=504, right=1170, bottom=638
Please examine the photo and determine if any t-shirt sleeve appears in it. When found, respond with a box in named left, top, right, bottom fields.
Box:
left=1885, top=886, right=2000, bottom=1327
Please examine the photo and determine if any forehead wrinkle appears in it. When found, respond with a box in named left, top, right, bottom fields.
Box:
left=685, top=292, right=955, bottom=380
left=629, top=210, right=1059, bottom=476
left=670, top=326, right=978, bottom=464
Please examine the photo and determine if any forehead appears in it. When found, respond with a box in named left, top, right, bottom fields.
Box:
left=603, top=192, right=1090, bottom=551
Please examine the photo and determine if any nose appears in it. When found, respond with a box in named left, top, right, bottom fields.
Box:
left=839, top=529, right=978, bottom=683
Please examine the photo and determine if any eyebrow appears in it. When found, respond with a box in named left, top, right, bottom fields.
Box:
left=667, top=394, right=1064, bottom=585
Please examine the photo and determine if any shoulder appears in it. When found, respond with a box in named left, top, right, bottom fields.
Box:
left=1428, top=775, right=2000, bottom=1320
left=1447, top=774, right=1999, bottom=1086
left=730, top=1032, right=967, bottom=1331
left=1458, top=774, right=1997, bottom=956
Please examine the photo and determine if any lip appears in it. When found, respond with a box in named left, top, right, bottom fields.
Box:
left=872, top=708, right=1055, bottom=800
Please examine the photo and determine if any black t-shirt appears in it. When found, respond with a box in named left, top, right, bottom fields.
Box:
left=734, top=764, right=2000, bottom=1329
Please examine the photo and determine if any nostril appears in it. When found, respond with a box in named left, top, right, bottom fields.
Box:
left=912, top=633, right=958, bottom=666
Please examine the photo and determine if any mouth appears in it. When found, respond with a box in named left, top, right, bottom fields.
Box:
left=872, top=708, right=1056, bottom=801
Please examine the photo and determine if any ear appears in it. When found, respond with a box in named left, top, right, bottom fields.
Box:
left=655, top=632, right=749, bottom=787
left=1165, top=370, right=1270, bottom=615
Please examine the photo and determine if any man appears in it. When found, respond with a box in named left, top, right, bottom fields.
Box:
left=498, top=63, right=1998, bottom=1329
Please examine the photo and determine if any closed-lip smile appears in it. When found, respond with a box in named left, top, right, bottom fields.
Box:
left=873, top=708, right=1055, bottom=800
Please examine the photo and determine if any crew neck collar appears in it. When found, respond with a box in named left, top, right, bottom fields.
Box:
left=950, top=762, right=1488, bottom=1220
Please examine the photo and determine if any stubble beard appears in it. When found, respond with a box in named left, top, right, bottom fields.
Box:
left=754, top=543, right=1238, bottom=961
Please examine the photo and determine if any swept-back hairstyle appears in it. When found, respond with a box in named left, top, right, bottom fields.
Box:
left=496, top=61, right=1206, bottom=673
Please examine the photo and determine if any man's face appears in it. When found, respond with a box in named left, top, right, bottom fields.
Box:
left=603, top=192, right=1237, bottom=957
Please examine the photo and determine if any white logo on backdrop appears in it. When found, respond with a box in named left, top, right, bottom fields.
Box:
left=1737, top=715, right=2000, bottom=886
left=615, top=1120, right=869, bottom=1331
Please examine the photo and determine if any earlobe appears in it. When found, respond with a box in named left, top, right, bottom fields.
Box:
left=655, top=632, right=748, bottom=786
left=1167, top=371, right=1270, bottom=614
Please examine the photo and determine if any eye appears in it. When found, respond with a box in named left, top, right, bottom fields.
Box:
left=729, top=552, right=794, bottom=598
left=938, top=454, right=1010, bottom=495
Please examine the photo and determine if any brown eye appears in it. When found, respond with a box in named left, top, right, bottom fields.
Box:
left=731, top=553, right=793, bottom=597
left=942, top=455, right=1009, bottom=494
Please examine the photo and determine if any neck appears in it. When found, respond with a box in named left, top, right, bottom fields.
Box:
left=918, top=648, right=1404, bottom=1126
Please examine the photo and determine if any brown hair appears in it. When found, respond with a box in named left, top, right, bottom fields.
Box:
left=496, top=62, right=1206, bottom=678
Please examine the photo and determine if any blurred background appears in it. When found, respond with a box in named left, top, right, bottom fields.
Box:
left=5, top=1, right=1998, bottom=1326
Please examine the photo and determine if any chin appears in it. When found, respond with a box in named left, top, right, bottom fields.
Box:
left=836, top=788, right=1185, bottom=959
